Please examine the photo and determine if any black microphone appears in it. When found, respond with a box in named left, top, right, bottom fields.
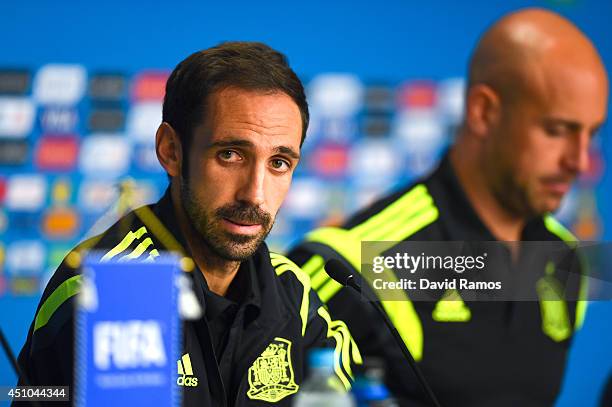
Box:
left=324, top=259, right=442, bottom=407
left=325, top=259, right=362, bottom=290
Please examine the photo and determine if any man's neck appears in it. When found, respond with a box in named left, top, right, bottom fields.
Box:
left=171, top=184, right=240, bottom=297
left=185, top=232, right=241, bottom=297
left=449, top=143, right=526, bottom=241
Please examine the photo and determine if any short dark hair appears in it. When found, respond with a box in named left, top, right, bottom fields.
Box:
left=162, top=41, right=309, bottom=177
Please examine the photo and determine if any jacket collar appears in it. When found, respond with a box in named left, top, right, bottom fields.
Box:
left=427, top=152, right=549, bottom=241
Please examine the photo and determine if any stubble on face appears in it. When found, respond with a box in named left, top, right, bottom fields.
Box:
left=488, top=160, right=541, bottom=219
left=180, top=177, right=274, bottom=261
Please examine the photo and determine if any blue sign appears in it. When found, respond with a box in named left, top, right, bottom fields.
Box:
left=75, top=254, right=181, bottom=407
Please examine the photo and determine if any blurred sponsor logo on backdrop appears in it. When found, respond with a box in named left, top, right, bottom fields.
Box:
left=79, top=135, right=131, bottom=176
left=131, top=71, right=168, bottom=101
left=6, top=240, right=45, bottom=295
left=0, top=69, right=30, bottom=95
left=6, top=175, right=47, bottom=211
left=89, top=73, right=127, bottom=101
left=35, top=136, right=79, bottom=170
left=34, top=64, right=87, bottom=105
left=0, top=209, right=7, bottom=235
left=78, top=180, right=119, bottom=213
left=88, top=107, right=125, bottom=133
left=0, top=140, right=28, bottom=165
left=0, top=97, right=35, bottom=137
left=41, top=107, right=79, bottom=133
left=127, top=101, right=162, bottom=142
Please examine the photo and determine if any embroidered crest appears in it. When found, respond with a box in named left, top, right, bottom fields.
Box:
left=247, top=337, right=299, bottom=402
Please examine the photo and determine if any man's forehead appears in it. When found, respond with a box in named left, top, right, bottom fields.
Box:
left=192, top=87, right=302, bottom=146
left=523, top=62, right=607, bottom=118
left=209, top=87, right=298, bottom=114
left=204, top=88, right=300, bottom=126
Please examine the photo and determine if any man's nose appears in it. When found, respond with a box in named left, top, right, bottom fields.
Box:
left=563, top=131, right=591, bottom=175
left=235, top=162, right=266, bottom=207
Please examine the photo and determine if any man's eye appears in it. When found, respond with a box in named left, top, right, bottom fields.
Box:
left=218, top=150, right=240, bottom=161
left=545, top=125, right=567, bottom=137
left=271, top=159, right=290, bottom=172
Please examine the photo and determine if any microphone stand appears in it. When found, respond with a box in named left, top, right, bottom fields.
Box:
left=325, top=260, right=442, bottom=407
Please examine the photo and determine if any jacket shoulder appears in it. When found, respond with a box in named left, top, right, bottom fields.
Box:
left=269, top=252, right=311, bottom=291
left=332, top=181, right=439, bottom=241
left=289, top=182, right=440, bottom=268
left=344, top=181, right=427, bottom=228
left=30, top=207, right=163, bottom=340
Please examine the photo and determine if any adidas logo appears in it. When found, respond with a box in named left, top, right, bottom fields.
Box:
left=177, top=353, right=199, bottom=387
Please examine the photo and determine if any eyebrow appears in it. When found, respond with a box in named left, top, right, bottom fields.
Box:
left=208, top=138, right=301, bottom=160
left=276, top=146, right=301, bottom=160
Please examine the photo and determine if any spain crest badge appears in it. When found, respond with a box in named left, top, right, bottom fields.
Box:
left=247, top=337, right=299, bottom=402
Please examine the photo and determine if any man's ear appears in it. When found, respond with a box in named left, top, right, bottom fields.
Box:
left=464, top=84, right=501, bottom=139
left=155, top=122, right=183, bottom=178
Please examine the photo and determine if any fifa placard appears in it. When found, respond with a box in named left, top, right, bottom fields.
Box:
left=75, top=254, right=181, bottom=407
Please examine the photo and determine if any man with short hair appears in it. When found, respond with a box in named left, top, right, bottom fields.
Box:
left=17, top=42, right=360, bottom=406
left=288, top=9, right=608, bottom=406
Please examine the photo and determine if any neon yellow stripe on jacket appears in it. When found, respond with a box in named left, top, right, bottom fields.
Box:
left=100, top=226, right=148, bottom=261
left=34, top=275, right=82, bottom=331
left=270, top=253, right=311, bottom=337
left=317, top=306, right=360, bottom=390
left=543, top=214, right=588, bottom=330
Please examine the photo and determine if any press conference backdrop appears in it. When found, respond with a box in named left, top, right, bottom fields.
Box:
left=0, top=0, right=611, bottom=405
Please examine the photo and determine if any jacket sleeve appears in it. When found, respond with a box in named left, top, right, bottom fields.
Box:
left=302, top=288, right=362, bottom=390
left=268, top=252, right=362, bottom=391
left=15, top=255, right=81, bottom=391
left=289, top=241, right=394, bottom=360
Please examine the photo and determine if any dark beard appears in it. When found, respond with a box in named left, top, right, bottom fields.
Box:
left=491, top=169, right=539, bottom=219
left=180, top=178, right=273, bottom=261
